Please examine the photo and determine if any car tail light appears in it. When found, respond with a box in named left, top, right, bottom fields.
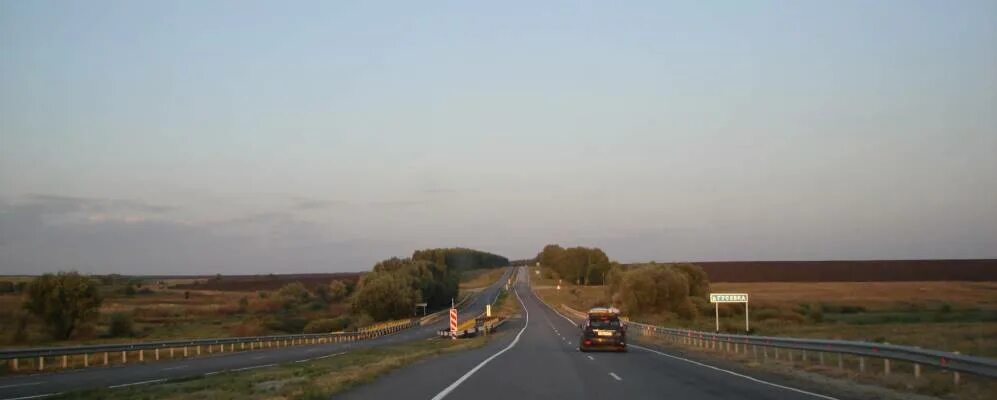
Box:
left=584, top=339, right=592, bottom=346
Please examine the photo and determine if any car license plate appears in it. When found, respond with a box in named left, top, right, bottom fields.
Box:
left=596, top=330, right=613, bottom=337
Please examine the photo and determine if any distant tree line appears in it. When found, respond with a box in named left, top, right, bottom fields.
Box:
left=412, top=248, right=509, bottom=271
left=537, top=244, right=612, bottom=285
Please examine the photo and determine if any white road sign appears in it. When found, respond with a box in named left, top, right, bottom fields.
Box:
left=709, top=293, right=748, bottom=303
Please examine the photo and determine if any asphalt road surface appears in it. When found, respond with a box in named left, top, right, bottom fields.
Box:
left=337, top=267, right=844, bottom=400
left=0, top=268, right=512, bottom=400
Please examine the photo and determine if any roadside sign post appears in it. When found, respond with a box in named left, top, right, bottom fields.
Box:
left=449, top=299, right=458, bottom=340
left=709, top=293, right=750, bottom=333
left=415, top=302, right=428, bottom=316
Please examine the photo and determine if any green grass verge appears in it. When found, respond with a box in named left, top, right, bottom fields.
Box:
left=56, top=336, right=489, bottom=400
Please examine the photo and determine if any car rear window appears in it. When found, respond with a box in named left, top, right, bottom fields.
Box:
left=588, top=317, right=621, bottom=329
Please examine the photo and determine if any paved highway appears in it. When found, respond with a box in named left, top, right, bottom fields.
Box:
left=0, top=268, right=512, bottom=400
left=337, top=267, right=845, bottom=400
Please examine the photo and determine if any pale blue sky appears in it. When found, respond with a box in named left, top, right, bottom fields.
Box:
left=2, top=1, right=995, bottom=274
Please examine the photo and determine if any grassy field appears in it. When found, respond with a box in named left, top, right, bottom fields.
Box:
left=529, top=267, right=997, bottom=357
left=57, top=336, right=490, bottom=400
left=0, top=276, right=353, bottom=347
left=1, top=268, right=507, bottom=348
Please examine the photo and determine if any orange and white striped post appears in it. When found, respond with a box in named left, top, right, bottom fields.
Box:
left=449, top=299, right=458, bottom=340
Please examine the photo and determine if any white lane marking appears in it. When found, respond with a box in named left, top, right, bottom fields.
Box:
left=0, top=393, right=61, bottom=400
left=0, top=382, right=43, bottom=389
left=539, top=290, right=839, bottom=400
left=231, top=363, right=276, bottom=372
left=108, top=378, right=166, bottom=389
left=630, top=345, right=839, bottom=400
left=430, top=286, right=530, bottom=400
left=317, top=352, right=346, bottom=360
left=566, top=341, right=571, bottom=345
left=204, top=371, right=223, bottom=376
left=609, top=372, right=622, bottom=381
left=586, top=355, right=594, bottom=360
left=161, top=365, right=188, bottom=371
left=252, top=355, right=267, bottom=360
left=295, top=359, right=312, bottom=363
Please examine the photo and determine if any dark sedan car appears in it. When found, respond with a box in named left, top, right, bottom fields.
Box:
left=579, top=307, right=626, bottom=352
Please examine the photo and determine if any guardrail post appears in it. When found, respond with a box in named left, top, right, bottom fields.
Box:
left=859, top=356, right=865, bottom=373
left=84, top=353, right=89, bottom=367
left=11, top=358, right=17, bottom=371
left=838, top=353, right=843, bottom=369
left=170, top=347, right=175, bottom=358
left=914, top=363, right=920, bottom=379
left=38, top=356, right=43, bottom=371
left=788, top=349, right=794, bottom=363
left=197, top=345, right=201, bottom=356
left=953, top=351, right=961, bottom=387
left=241, top=342, right=245, bottom=350
left=62, top=355, right=67, bottom=369
left=121, top=350, right=126, bottom=364
left=774, top=347, right=779, bottom=360
left=884, top=359, right=890, bottom=375
left=155, top=348, right=159, bottom=361
left=139, top=349, right=144, bottom=362
left=208, top=344, right=213, bottom=354
left=183, top=346, right=188, bottom=358
left=802, top=350, right=807, bottom=363
left=818, top=352, right=824, bottom=366
left=104, top=352, right=109, bottom=365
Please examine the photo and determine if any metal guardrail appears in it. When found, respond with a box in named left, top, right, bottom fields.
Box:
left=557, top=304, right=997, bottom=379
left=2, top=270, right=513, bottom=373
left=0, top=320, right=416, bottom=366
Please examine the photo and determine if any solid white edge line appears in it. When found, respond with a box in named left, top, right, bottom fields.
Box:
left=609, top=372, right=622, bottom=381
left=430, top=282, right=530, bottom=400
left=0, top=382, right=43, bottom=389
left=538, top=289, right=839, bottom=400
left=108, top=378, right=166, bottom=389
left=629, top=344, right=839, bottom=400
left=0, top=393, right=61, bottom=400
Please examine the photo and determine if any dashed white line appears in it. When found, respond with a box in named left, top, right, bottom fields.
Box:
left=609, top=372, right=622, bottom=381
left=539, top=288, right=839, bottom=400
left=0, top=393, right=61, bottom=400
left=628, top=345, right=839, bottom=399
left=252, top=355, right=267, bottom=360
left=231, top=363, right=276, bottom=372
left=204, top=371, right=224, bottom=376
left=317, top=352, right=346, bottom=360
left=586, top=355, right=594, bottom=360
left=108, top=379, right=166, bottom=389
left=0, top=382, right=43, bottom=389
left=295, top=359, right=312, bottom=363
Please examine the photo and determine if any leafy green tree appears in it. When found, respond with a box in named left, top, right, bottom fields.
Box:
left=327, top=280, right=349, bottom=302
left=276, top=282, right=312, bottom=310
left=108, top=312, right=134, bottom=337
left=24, top=271, right=102, bottom=339
left=352, top=272, right=420, bottom=321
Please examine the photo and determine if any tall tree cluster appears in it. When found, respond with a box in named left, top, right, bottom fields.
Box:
left=412, top=248, right=509, bottom=271
left=537, top=244, right=612, bottom=285
left=352, top=257, right=460, bottom=321
left=605, top=263, right=710, bottom=319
